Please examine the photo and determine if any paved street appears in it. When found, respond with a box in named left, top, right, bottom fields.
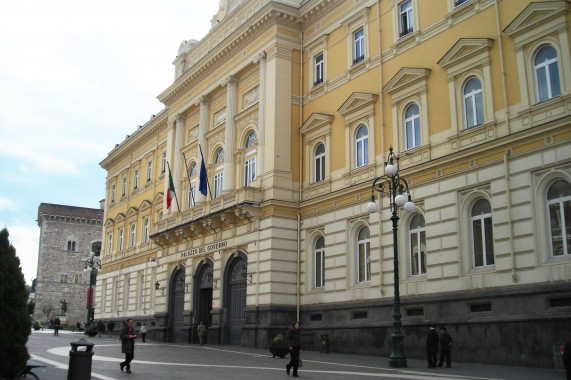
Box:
left=26, top=330, right=565, bottom=380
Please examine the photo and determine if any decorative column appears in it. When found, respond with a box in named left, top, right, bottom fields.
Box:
left=173, top=113, right=185, bottom=212
left=252, top=51, right=266, bottom=179
left=195, top=95, right=210, bottom=204
left=221, top=75, right=238, bottom=193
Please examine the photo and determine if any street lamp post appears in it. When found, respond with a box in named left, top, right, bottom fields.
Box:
left=84, top=252, right=101, bottom=327
left=367, top=146, right=415, bottom=368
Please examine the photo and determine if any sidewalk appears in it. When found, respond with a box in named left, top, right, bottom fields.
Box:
left=26, top=330, right=565, bottom=380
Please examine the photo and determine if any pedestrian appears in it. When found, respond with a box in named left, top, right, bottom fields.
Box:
left=563, top=341, right=571, bottom=380
left=53, top=316, right=61, bottom=336
left=97, top=320, right=105, bottom=338
left=426, top=326, right=439, bottom=368
left=107, top=320, right=115, bottom=337
left=197, top=321, right=206, bottom=345
left=140, top=324, right=147, bottom=343
left=286, top=321, right=301, bottom=377
left=438, top=326, right=453, bottom=368
left=119, top=319, right=137, bottom=374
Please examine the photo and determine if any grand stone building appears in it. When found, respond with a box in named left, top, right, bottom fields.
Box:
left=97, top=0, right=571, bottom=367
left=33, top=203, right=103, bottom=324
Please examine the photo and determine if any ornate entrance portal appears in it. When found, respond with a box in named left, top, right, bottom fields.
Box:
left=169, top=268, right=185, bottom=342
left=226, top=255, right=247, bottom=345
left=194, top=262, right=213, bottom=343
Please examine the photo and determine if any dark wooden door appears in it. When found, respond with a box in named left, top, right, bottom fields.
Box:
left=171, top=270, right=185, bottom=342
left=228, top=259, right=247, bottom=345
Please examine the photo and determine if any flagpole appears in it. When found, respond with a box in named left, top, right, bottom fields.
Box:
left=199, top=144, right=214, bottom=200
left=167, top=161, right=181, bottom=211
left=182, top=152, right=195, bottom=206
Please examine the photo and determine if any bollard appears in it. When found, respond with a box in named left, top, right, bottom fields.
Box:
left=67, top=338, right=94, bottom=380
left=320, top=334, right=330, bottom=354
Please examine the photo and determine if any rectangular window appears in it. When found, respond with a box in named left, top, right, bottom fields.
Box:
left=60, top=274, right=67, bottom=283
left=133, top=170, right=139, bottom=190
left=107, top=233, right=113, bottom=255
left=118, top=229, right=123, bottom=252
left=470, top=303, right=492, bottom=313
left=130, top=224, right=136, bottom=248
left=549, top=297, right=571, bottom=308
left=214, top=172, right=223, bottom=198
left=315, top=247, right=324, bottom=288
left=310, top=313, right=322, bottom=321
left=111, top=184, right=116, bottom=203
left=161, top=152, right=167, bottom=173
left=122, top=178, right=126, bottom=197
left=143, top=219, right=149, bottom=243
left=314, top=53, right=324, bottom=85
left=405, top=307, right=424, bottom=316
left=353, top=28, right=365, bottom=64
left=244, top=156, right=256, bottom=186
left=147, top=161, right=152, bottom=182
left=455, top=0, right=469, bottom=7
left=352, top=311, right=368, bottom=320
left=358, top=240, right=370, bottom=282
left=399, top=1, right=413, bottom=37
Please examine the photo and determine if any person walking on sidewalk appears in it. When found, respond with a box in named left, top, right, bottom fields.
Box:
left=107, top=320, right=115, bottom=337
left=119, top=319, right=137, bottom=374
left=286, top=321, right=301, bottom=377
left=140, top=324, right=147, bottom=343
left=438, top=326, right=453, bottom=368
left=426, top=326, right=439, bottom=368
left=197, top=321, right=206, bottom=345
left=97, top=320, right=105, bottom=338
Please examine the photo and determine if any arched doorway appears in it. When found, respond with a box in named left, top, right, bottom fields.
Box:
left=194, top=261, right=213, bottom=343
left=169, top=268, right=185, bottom=342
left=226, top=255, right=247, bottom=345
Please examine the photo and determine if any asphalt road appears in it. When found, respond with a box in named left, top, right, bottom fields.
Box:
left=24, top=329, right=565, bottom=380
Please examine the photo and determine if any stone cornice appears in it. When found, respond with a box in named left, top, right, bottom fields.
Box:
left=158, top=3, right=302, bottom=107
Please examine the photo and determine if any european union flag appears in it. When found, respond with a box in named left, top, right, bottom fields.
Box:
left=199, top=150, right=208, bottom=196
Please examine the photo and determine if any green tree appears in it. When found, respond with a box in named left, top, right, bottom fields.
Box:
left=27, top=300, right=35, bottom=316
left=0, top=228, right=31, bottom=379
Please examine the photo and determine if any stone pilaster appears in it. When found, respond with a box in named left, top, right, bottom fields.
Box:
left=195, top=96, right=210, bottom=204
left=252, top=51, right=266, bottom=179
left=221, top=75, right=238, bottom=193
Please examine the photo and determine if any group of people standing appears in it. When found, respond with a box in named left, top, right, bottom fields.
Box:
left=426, top=326, right=454, bottom=368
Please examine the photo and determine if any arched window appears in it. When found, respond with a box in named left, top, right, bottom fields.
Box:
left=534, top=45, right=561, bottom=102
left=214, top=148, right=224, bottom=198
left=189, top=162, right=197, bottom=177
left=314, top=143, right=325, bottom=182
left=244, top=132, right=257, bottom=186
left=357, top=226, right=371, bottom=282
left=547, top=179, right=571, bottom=256
left=143, top=218, right=149, bottom=243
left=67, top=241, right=72, bottom=251
left=72, top=241, right=76, bottom=251
left=314, top=236, right=325, bottom=288
left=409, top=214, right=426, bottom=275
left=355, top=125, right=369, bottom=168
left=471, top=199, right=494, bottom=267
left=463, top=77, right=484, bottom=128
left=404, top=103, right=420, bottom=149
left=74, top=274, right=82, bottom=284
left=118, top=228, right=124, bottom=252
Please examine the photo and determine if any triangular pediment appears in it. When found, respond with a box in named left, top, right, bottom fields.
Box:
left=126, top=207, right=139, bottom=218
left=438, top=38, right=494, bottom=69
left=300, top=113, right=334, bottom=133
left=115, top=213, right=126, bottom=223
left=139, top=200, right=152, bottom=211
left=384, top=68, right=431, bottom=95
left=504, top=1, right=569, bottom=37
left=153, top=192, right=164, bottom=205
left=104, top=218, right=115, bottom=227
left=337, top=92, right=378, bottom=117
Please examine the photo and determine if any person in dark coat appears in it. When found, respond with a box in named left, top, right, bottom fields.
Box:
left=438, top=326, right=453, bottom=368
left=426, top=326, right=439, bottom=368
left=107, top=321, right=115, bottom=337
left=286, top=321, right=301, bottom=377
left=53, top=317, right=61, bottom=336
left=563, top=341, right=571, bottom=380
left=119, top=319, right=137, bottom=373
left=97, top=320, right=105, bottom=338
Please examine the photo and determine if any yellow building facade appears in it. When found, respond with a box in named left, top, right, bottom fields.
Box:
left=98, top=0, right=571, bottom=367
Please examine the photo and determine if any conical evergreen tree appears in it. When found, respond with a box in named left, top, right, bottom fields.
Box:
left=0, top=228, right=31, bottom=379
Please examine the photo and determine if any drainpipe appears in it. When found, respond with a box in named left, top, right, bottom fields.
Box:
left=504, top=150, right=518, bottom=283
left=297, top=30, right=304, bottom=321
left=494, top=0, right=510, bottom=133
left=376, top=0, right=386, bottom=295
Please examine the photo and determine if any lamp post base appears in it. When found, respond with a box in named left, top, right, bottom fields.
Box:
left=389, top=357, right=407, bottom=368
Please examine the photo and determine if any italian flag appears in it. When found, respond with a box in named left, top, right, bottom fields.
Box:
left=167, top=165, right=175, bottom=209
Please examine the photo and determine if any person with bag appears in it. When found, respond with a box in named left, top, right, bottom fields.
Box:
left=286, top=321, right=301, bottom=377
left=119, top=319, right=137, bottom=374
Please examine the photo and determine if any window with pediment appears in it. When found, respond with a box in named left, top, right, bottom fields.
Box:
left=534, top=45, right=561, bottom=103
left=244, top=131, right=257, bottom=187
left=463, top=77, right=484, bottom=129
left=300, top=113, right=333, bottom=189
left=214, top=148, right=224, bottom=198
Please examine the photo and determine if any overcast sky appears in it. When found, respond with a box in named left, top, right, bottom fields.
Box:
left=0, top=0, right=219, bottom=283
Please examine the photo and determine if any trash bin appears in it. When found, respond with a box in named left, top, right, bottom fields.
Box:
left=320, top=334, right=330, bottom=354
left=67, top=338, right=94, bottom=380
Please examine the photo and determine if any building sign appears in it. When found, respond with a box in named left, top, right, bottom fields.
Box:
left=180, top=240, right=228, bottom=258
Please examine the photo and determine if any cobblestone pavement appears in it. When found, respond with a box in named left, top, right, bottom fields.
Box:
left=25, top=330, right=565, bottom=380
